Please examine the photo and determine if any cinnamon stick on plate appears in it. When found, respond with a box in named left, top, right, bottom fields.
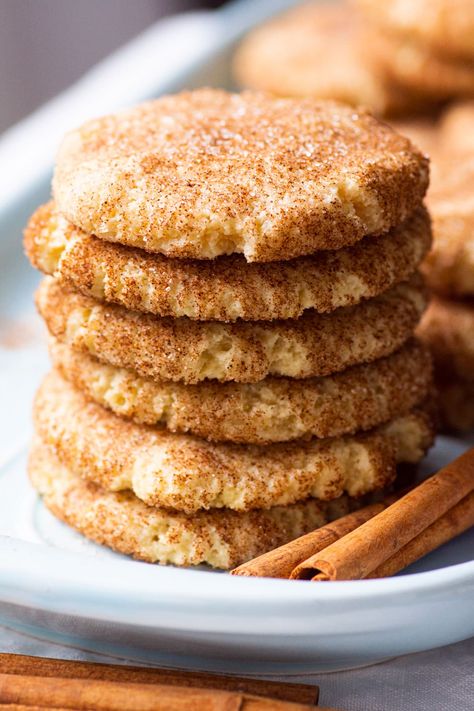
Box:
left=368, top=490, right=474, bottom=578
left=231, top=493, right=401, bottom=578
left=293, top=447, right=474, bottom=581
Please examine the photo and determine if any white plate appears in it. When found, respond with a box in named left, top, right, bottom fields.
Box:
left=0, top=0, right=473, bottom=674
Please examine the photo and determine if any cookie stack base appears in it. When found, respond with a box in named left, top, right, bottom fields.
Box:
left=30, top=437, right=361, bottom=570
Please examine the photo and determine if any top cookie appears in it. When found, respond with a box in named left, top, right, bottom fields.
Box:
left=233, top=2, right=425, bottom=117
left=356, top=0, right=474, bottom=62
left=53, top=89, right=428, bottom=262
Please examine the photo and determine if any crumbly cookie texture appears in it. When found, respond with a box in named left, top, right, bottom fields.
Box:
left=36, top=275, right=427, bottom=384
left=29, top=437, right=362, bottom=569
left=356, top=0, right=474, bottom=62
left=418, top=297, right=474, bottom=383
left=233, top=2, right=424, bottom=116
left=33, top=371, right=435, bottom=514
left=25, top=202, right=431, bottom=322
left=52, top=89, right=428, bottom=262
left=50, top=338, right=433, bottom=445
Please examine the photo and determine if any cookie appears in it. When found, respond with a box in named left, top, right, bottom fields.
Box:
left=50, top=338, right=432, bottom=444
left=366, top=31, right=474, bottom=102
left=25, top=202, right=431, bottom=322
left=418, top=297, right=474, bottom=382
left=33, top=370, right=436, bottom=514
left=422, top=156, right=474, bottom=296
left=36, top=275, right=427, bottom=384
left=29, top=437, right=361, bottom=569
left=434, top=377, right=474, bottom=433
left=233, top=2, right=423, bottom=117
left=52, top=89, right=428, bottom=262
left=439, top=100, right=474, bottom=156
left=356, top=0, right=474, bottom=62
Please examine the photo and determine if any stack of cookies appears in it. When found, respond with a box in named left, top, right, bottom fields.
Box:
left=407, top=102, right=474, bottom=431
left=25, top=90, right=435, bottom=569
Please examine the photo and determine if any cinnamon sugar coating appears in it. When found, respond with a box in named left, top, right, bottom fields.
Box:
left=50, top=338, right=433, bottom=445
left=52, top=89, right=428, bottom=262
left=36, top=276, right=427, bottom=384
left=25, top=201, right=431, bottom=322
left=33, top=371, right=435, bottom=514
left=30, top=438, right=361, bottom=569
left=356, top=0, right=474, bottom=62
left=233, top=2, right=424, bottom=116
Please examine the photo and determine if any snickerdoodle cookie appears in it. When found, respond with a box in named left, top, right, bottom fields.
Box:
left=52, top=89, right=428, bottom=262
left=50, top=338, right=432, bottom=445
left=25, top=202, right=431, bottom=322
left=233, top=2, right=422, bottom=116
left=29, top=438, right=360, bottom=569
left=34, top=371, right=435, bottom=514
left=36, top=276, right=427, bottom=384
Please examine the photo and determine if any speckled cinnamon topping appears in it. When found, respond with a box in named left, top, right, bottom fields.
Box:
left=36, top=275, right=427, bottom=384
left=50, top=337, right=433, bottom=445
left=52, top=89, right=428, bottom=261
left=29, top=437, right=362, bottom=569
left=33, top=371, right=435, bottom=514
left=25, top=201, right=431, bottom=322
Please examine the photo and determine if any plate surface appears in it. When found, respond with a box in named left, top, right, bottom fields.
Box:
left=0, top=0, right=473, bottom=674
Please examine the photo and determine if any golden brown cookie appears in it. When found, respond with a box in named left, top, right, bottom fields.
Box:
left=233, top=2, right=423, bottom=116
left=52, top=89, right=428, bottom=262
left=25, top=202, right=431, bottom=322
left=356, top=0, right=474, bottom=62
left=33, top=371, right=435, bottom=514
left=30, top=437, right=361, bottom=569
left=36, top=275, right=427, bottom=384
left=50, top=338, right=432, bottom=444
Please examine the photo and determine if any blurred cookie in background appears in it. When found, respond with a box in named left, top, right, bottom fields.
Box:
left=419, top=298, right=474, bottom=433
left=357, top=0, right=474, bottom=103
left=233, top=1, right=426, bottom=117
left=356, top=0, right=474, bottom=63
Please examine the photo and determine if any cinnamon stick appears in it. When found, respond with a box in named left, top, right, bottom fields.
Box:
left=0, top=674, right=316, bottom=711
left=369, top=490, right=474, bottom=578
left=232, top=493, right=400, bottom=579
left=294, top=447, right=474, bottom=581
left=0, top=654, right=317, bottom=706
